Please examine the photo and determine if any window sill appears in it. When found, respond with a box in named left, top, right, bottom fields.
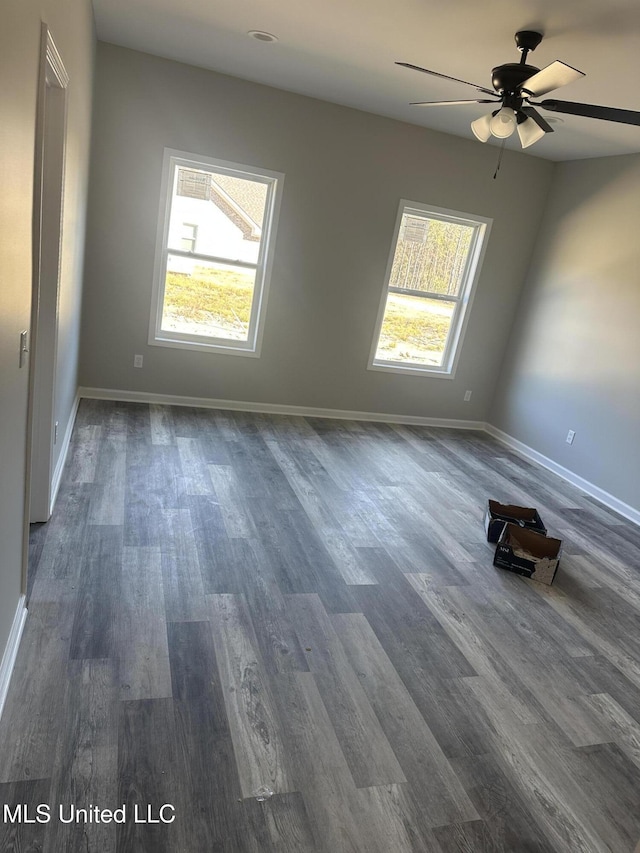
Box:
left=368, top=360, right=455, bottom=379
left=149, top=334, right=261, bottom=357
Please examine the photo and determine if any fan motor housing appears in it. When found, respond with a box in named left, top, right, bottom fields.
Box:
left=492, top=62, right=539, bottom=94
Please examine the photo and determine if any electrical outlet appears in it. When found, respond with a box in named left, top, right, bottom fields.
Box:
left=54, top=421, right=59, bottom=443
left=134, top=354, right=144, bottom=368
left=464, top=390, right=472, bottom=402
left=566, top=429, right=576, bottom=445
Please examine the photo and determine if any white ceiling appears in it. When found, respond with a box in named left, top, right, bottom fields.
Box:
left=92, top=0, right=640, bottom=161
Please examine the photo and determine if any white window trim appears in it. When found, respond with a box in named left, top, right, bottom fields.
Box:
left=148, top=148, right=284, bottom=357
left=368, top=200, right=492, bottom=379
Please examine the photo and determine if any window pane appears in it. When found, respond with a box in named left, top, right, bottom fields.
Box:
left=167, top=167, right=268, bottom=265
left=161, top=254, right=255, bottom=342
left=390, top=214, right=474, bottom=297
left=375, top=292, right=456, bottom=367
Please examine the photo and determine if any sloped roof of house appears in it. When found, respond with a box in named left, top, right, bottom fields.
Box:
left=211, top=174, right=266, bottom=230
left=176, top=167, right=267, bottom=241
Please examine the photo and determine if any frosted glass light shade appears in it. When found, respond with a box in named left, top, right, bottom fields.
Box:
left=517, top=116, right=546, bottom=148
left=470, top=113, right=493, bottom=142
left=489, top=107, right=517, bottom=139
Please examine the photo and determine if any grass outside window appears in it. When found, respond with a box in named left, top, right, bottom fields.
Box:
left=162, top=263, right=255, bottom=341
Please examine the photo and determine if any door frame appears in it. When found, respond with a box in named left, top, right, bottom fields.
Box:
left=22, top=24, right=69, bottom=589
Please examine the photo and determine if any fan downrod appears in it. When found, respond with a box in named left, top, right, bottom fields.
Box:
left=515, top=30, right=543, bottom=63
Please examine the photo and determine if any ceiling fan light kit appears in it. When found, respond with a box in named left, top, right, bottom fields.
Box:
left=398, top=29, right=640, bottom=152
left=489, top=107, right=517, bottom=139
left=470, top=112, right=493, bottom=142
left=517, top=116, right=546, bottom=149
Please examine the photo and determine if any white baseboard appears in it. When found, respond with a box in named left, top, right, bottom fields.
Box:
left=485, top=423, right=640, bottom=527
left=50, top=393, right=80, bottom=515
left=0, top=596, right=27, bottom=721
left=78, top=386, right=486, bottom=430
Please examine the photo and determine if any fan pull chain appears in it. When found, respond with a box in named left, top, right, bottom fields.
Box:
left=493, top=140, right=506, bottom=180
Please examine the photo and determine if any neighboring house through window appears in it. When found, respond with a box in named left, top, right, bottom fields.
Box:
left=369, top=201, right=491, bottom=377
left=149, top=150, right=284, bottom=355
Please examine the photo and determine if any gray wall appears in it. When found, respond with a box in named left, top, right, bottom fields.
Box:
left=80, top=43, right=553, bottom=422
left=490, top=154, right=640, bottom=513
left=0, top=1, right=94, bottom=657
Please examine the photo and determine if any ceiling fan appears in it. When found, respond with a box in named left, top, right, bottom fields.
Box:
left=398, top=31, right=640, bottom=149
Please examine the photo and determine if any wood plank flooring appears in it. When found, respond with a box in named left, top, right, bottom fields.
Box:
left=2, top=399, right=640, bottom=852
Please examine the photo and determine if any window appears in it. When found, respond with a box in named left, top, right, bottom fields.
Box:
left=150, top=150, right=284, bottom=355
left=180, top=223, right=198, bottom=252
left=369, top=201, right=491, bottom=377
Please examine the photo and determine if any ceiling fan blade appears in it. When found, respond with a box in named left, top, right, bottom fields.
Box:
left=410, top=99, right=500, bottom=106
left=520, top=106, right=554, bottom=133
left=396, top=62, right=496, bottom=96
left=538, top=99, right=640, bottom=126
left=519, top=61, right=585, bottom=97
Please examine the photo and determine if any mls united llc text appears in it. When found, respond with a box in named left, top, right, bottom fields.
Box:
left=3, top=804, right=176, bottom=824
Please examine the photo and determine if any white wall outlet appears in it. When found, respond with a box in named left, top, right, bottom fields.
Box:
left=464, top=390, right=472, bottom=402
left=134, top=354, right=144, bottom=368
left=566, top=429, right=576, bottom=445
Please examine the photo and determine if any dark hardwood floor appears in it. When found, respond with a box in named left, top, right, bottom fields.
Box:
left=1, top=398, right=640, bottom=852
